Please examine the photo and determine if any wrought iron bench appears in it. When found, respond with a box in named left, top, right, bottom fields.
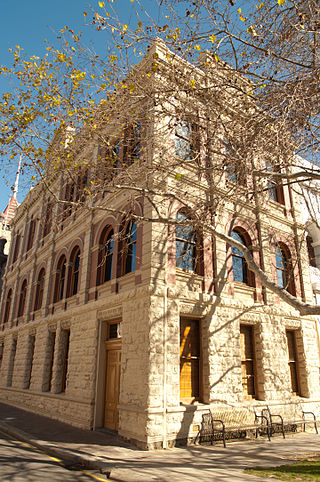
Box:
left=262, top=405, right=318, bottom=439
left=198, top=409, right=270, bottom=448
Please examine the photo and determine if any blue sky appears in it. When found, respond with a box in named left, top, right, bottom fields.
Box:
left=0, top=0, right=164, bottom=211
left=0, top=0, right=99, bottom=210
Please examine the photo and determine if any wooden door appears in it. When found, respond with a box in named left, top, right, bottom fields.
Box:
left=104, top=347, right=121, bottom=430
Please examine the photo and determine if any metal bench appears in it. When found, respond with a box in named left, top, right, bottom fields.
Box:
left=199, top=409, right=270, bottom=448
left=262, top=405, right=318, bottom=439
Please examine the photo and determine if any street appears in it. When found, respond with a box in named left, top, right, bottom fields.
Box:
left=0, top=430, right=107, bottom=481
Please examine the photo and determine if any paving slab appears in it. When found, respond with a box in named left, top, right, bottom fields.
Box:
left=0, top=402, right=319, bottom=481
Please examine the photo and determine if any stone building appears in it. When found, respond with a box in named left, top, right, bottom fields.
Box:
left=0, top=41, right=320, bottom=449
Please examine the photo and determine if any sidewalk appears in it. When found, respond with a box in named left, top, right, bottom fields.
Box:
left=0, top=402, right=319, bottom=481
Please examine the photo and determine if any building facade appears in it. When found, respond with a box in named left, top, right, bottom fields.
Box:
left=0, top=42, right=320, bottom=449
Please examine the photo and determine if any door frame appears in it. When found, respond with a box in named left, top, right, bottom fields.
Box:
left=93, top=319, right=122, bottom=430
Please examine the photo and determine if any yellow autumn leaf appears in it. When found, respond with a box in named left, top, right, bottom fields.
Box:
left=123, top=24, right=128, bottom=32
left=209, top=34, right=216, bottom=43
left=237, top=8, right=241, bottom=14
left=190, top=79, right=195, bottom=88
left=98, top=1, right=105, bottom=7
left=194, top=45, right=201, bottom=51
left=278, top=0, right=285, bottom=4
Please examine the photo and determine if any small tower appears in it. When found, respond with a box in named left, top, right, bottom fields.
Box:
left=0, top=156, right=21, bottom=255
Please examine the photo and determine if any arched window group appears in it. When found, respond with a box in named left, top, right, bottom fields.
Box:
left=96, top=217, right=138, bottom=287
left=54, top=247, right=81, bottom=302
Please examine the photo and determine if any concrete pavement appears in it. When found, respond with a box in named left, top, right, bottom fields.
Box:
left=0, top=401, right=319, bottom=481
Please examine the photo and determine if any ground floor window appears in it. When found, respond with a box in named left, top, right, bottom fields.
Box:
left=180, top=318, right=201, bottom=403
left=60, top=329, right=70, bottom=393
left=43, top=330, right=56, bottom=392
left=286, top=330, right=300, bottom=396
left=7, top=337, right=17, bottom=387
left=24, top=334, right=35, bottom=389
left=240, top=324, right=256, bottom=399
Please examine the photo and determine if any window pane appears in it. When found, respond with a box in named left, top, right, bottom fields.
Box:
left=175, top=120, right=192, bottom=160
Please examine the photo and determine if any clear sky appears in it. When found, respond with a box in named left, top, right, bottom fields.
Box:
left=0, top=0, right=98, bottom=211
left=0, top=0, right=162, bottom=212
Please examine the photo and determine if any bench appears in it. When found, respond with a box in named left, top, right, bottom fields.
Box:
left=261, top=405, right=318, bottom=439
left=198, top=409, right=270, bottom=447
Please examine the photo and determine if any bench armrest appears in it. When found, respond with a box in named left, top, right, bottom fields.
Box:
left=255, top=414, right=270, bottom=427
left=302, top=411, right=317, bottom=420
left=269, top=413, right=284, bottom=424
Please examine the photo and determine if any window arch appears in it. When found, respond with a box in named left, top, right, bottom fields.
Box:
left=176, top=210, right=198, bottom=272
left=68, top=247, right=81, bottom=297
left=55, top=255, right=66, bottom=302
left=18, top=279, right=28, bottom=317
left=121, top=219, right=137, bottom=275
left=34, top=268, right=45, bottom=311
left=3, top=289, right=12, bottom=324
left=275, top=243, right=296, bottom=296
left=97, top=226, right=114, bottom=285
left=231, top=229, right=253, bottom=286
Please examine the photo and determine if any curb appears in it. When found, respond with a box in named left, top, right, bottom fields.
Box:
left=0, top=421, right=112, bottom=477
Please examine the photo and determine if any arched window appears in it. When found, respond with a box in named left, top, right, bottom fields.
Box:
left=18, top=279, right=28, bottom=317
left=231, top=230, right=251, bottom=285
left=122, top=220, right=137, bottom=275
left=68, top=247, right=81, bottom=297
left=275, top=243, right=296, bottom=296
left=176, top=211, right=197, bottom=271
left=55, top=255, right=66, bottom=302
left=3, top=289, right=12, bottom=324
left=34, top=268, right=45, bottom=311
left=306, top=235, right=316, bottom=268
left=97, top=227, right=114, bottom=285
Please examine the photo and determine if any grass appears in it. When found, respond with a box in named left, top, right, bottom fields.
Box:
left=246, top=456, right=320, bottom=481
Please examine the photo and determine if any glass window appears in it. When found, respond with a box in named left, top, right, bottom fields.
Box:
left=55, top=256, right=66, bottom=302
left=122, top=220, right=137, bottom=275
left=34, top=268, right=45, bottom=311
left=18, top=280, right=27, bottom=317
left=231, top=230, right=248, bottom=284
left=69, top=248, right=80, bottom=297
left=176, top=211, right=196, bottom=271
left=97, top=227, right=114, bottom=285
left=175, top=119, right=192, bottom=160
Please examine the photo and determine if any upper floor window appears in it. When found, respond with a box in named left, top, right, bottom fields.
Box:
left=97, top=226, right=114, bottom=285
left=231, top=229, right=253, bottom=285
left=275, top=243, right=296, bottom=296
left=55, top=255, right=66, bottom=302
left=26, top=218, right=36, bottom=252
left=17, top=279, right=28, bottom=317
left=42, top=201, right=52, bottom=238
left=122, top=219, right=137, bottom=275
left=98, top=140, right=121, bottom=183
left=75, top=170, right=88, bottom=203
left=12, top=233, right=21, bottom=263
left=68, top=247, right=81, bottom=297
left=306, top=235, right=316, bottom=268
left=266, top=162, right=285, bottom=205
left=34, top=268, right=45, bottom=311
left=63, top=182, right=75, bottom=219
left=124, top=122, right=141, bottom=164
left=176, top=211, right=198, bottom=272
left=3, top=289, right=12, bottom=324
left=224, top=140, right=246, bottom=186
left=175, top=118, right=199, bottom=161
